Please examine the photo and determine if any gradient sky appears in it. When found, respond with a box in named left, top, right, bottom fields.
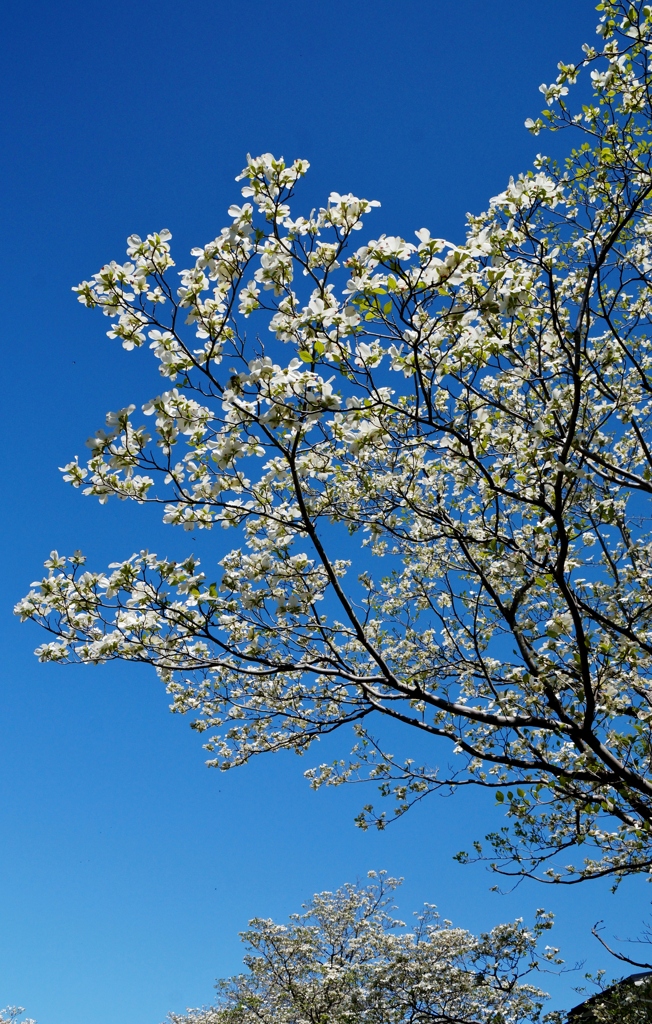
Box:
left=1, top=2, right=647, bottom=1023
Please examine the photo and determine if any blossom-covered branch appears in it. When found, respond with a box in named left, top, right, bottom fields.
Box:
left=18, top=0, right=652, bottom=883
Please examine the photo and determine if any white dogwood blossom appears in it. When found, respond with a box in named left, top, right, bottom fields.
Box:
left=19, top=0, right=652, bottom=883
left=164, top=874, right=562, bottom=1024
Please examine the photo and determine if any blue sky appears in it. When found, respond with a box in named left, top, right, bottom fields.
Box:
left=1, top=2, right=648, bottom=1022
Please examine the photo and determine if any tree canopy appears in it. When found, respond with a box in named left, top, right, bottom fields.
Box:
left=165, top=874, right=561, bottom=1024
left=17, top=0, right=652, bottom=884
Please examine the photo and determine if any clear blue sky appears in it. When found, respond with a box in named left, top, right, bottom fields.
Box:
left=0, top=2, right=646, bottom=1022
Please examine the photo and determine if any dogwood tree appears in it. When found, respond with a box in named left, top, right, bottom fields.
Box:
left=0, top=1010, right=36, bottom=1024
left=164, top=874, right=561, bottom=1024
left=17, top=0, right=652, bottom=884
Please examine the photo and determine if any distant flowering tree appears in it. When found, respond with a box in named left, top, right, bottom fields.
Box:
left=164, top=874, right=561, bottom=1024
left=0, top=1010, right=35, bottom=1024
left=18, top=0, right=652, bottom=884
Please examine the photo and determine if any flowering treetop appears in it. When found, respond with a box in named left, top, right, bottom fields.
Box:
left=165, top=873, right=562, bottom=1024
